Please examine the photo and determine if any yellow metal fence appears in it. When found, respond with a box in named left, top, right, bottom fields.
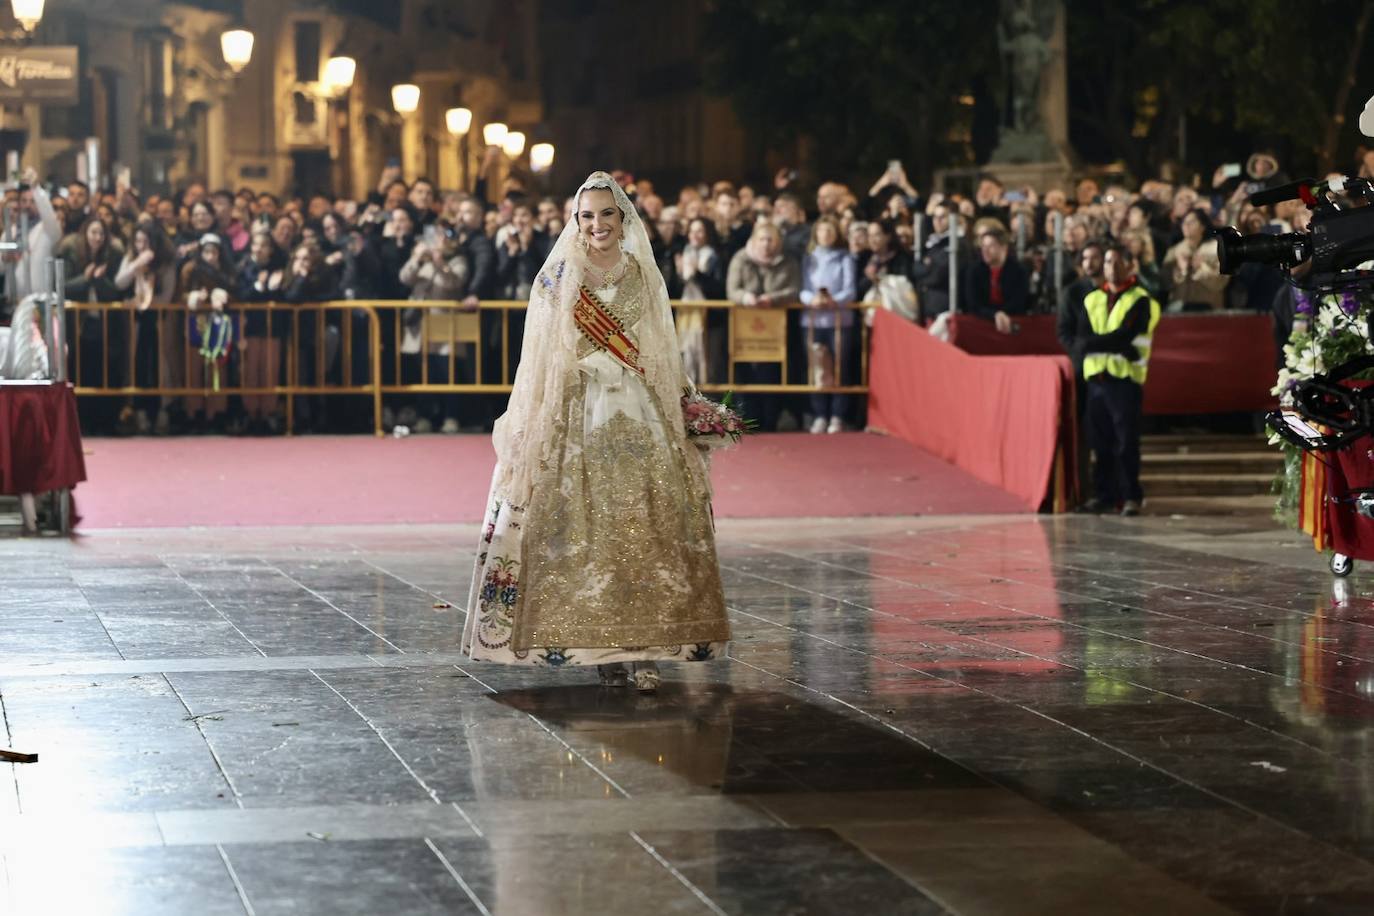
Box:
left=62, top=299, right=872, bottom=435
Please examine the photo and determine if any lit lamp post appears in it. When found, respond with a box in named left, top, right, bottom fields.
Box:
left=391, top=83, right=420, bottom=116
left=530, top=143, right=555, bottom=191
left=391, top=84, right=419, bottom=179
left=482, top=121, right=508, bottom=149
left=5, top=0, right=44, bottom=181
left=478, top=123, right=507, bottom=202
left=219, top=28, right=255, bottom=75
left=11, top=0, right=43, bottom=31
left=445, top=106, right=472, bottom=191
left=502, top=130, right=526, bottom=160
left=322, top=55, right=356, bottom=197
left=322, top=55, right=356, bottom=95
left=530, top=142, right=554, bottom=174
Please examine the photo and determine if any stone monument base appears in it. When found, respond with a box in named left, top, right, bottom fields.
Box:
left=985, top=159, right=1072, bottom=194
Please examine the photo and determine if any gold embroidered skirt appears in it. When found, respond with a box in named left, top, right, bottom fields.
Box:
left=461, top=360, right=730, bottom=667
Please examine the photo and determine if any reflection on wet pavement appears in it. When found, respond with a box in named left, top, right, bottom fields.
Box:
left=1, top=515, right=1371, bottom=914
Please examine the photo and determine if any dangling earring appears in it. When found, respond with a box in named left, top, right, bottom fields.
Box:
left=576, top=231, right=590, bottom=253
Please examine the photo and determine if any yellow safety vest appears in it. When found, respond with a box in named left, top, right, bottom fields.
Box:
left=1081, top=285, right=1161, bottom=385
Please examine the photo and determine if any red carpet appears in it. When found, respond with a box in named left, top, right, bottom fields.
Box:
left=73, top=433, right=1027, bottom=529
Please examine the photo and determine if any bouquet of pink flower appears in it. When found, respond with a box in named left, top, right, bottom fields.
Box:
left=681, top=388, right=756, bottom=450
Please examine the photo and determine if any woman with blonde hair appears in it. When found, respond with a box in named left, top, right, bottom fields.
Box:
left=1121, top=227, right=1163, bottom=301
left=799, top=216, right=858, bottom=433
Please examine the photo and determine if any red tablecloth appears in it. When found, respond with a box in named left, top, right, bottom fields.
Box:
left=947, top=314, right=1064, bottom=356
left=1324, top=436, right=1374, bottom=562
left=946, top=312, right=1279, bottom=415
left=868, top=310, right=1073, bottom=511
left=0, top=382, right=87, bottom=494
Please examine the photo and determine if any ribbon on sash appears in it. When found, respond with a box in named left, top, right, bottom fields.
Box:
left=574, top=285, right=644, bottom=377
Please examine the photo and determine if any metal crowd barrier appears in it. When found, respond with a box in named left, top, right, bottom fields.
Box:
left=62, top=300, right=382, bottom=435
left=61, top=299, right=877, bottom=436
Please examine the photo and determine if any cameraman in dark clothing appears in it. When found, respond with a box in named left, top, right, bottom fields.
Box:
left=960, top=226, right=1029, bottom=333
left=1063, top=243, right=1161, bottom=517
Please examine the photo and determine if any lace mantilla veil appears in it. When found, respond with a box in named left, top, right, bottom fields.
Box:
left=1, top=294, right=50, bottom=380
left=491, top=171, right=709, bottom=506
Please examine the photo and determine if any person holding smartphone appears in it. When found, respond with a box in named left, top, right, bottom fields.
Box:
left=800, top=216, right=859, bottom=433
left=867, top=160, right=920, bottom=224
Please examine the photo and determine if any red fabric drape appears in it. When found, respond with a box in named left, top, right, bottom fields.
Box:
left=868, top=310, right=1071, bottom=511
left=1323, top=435, right=1374, bottom=562
left=946, top=312, right=1278, bottom=414
left=0, top=383, right=87, bottom=494
left=947, top=314, right=1064, bottom=356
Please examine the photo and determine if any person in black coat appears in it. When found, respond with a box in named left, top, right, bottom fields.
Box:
left=375, top=205, right=418, bottom=301
left=455, top=197, right=498, bottom=302
left=282, top=241, right=341, bottom=430
left=1056, top=242, right=1105, bottom=351
left=496, top=203, right=551, bottom=300
left=960, top=226, right=1029, bottom=332
left=857, top=219, right=915, bottom=302
left=650, top=213, right=684, bottom=298
left=235, top=232, right=288, bottom=433
left=455, top=195, right=505, bottom=424
left=335, top=228, right=381, bottom=301
left=910, top=202, right=967, bottom=322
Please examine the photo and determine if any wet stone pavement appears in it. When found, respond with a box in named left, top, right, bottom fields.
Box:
left=0, top=514, right=1371, bottom=915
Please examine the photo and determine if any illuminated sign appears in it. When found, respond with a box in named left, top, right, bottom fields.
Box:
left=0, top=47, right=78, bottom=105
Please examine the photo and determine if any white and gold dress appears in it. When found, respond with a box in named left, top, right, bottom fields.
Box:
left=461, top=246, right=731, bottom=667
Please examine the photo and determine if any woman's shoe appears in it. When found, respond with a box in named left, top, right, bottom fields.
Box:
left=597, top=663, right=628, bottom=687
left=808, top=417, right=827, bottom=434
left=631, top=662, right=660, bottom=692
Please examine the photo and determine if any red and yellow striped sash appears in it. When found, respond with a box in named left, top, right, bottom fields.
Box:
left=574, top=285, right=643, bottom=376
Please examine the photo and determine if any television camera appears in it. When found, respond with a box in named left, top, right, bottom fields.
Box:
left=1218, top=174, right=1374, bottom=461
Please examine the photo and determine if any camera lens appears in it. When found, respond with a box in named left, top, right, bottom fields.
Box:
left=1215, top=226, right=1310, bottom=274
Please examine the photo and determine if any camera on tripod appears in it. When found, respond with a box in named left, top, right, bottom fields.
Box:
left=1216, top=175, right=1374, bottom=455
left=1216, top=176, right=1374, bottom=292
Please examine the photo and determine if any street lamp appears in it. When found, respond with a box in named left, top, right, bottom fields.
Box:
left=530, top=143, right=555, bottom=174
left=322, top=56, right=356, bottom=96
left=446, top=107, right=472, bottom=190
left=10, top=0, right=42, bottom=31
left=391, top=83, right=420, bottom=116
left=445, top=107, right=471, bottom=137
left=482, top=121, right=507, bottom=148
left=320, top=55, right=357, bottom=197
left=502, top=131, right=525, bottom=159
left=219, top=28, right=254, bottom=74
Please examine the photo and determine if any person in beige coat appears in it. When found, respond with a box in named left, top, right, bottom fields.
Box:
left=1164, top=208, right=1227, bottom=311
left=726, top=221, right=801, bottom=429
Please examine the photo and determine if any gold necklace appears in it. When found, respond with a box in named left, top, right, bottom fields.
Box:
left=586, top=252, right=627, bottom=290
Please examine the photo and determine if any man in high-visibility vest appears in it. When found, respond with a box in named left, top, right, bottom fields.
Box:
left=1067, top=243, right=1161, bottom=517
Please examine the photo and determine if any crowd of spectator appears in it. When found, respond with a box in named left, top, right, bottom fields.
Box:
left=1, top=144, right=1359, bottom=436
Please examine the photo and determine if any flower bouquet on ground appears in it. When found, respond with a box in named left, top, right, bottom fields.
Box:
left=681, top=388, right=756, bottom=450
